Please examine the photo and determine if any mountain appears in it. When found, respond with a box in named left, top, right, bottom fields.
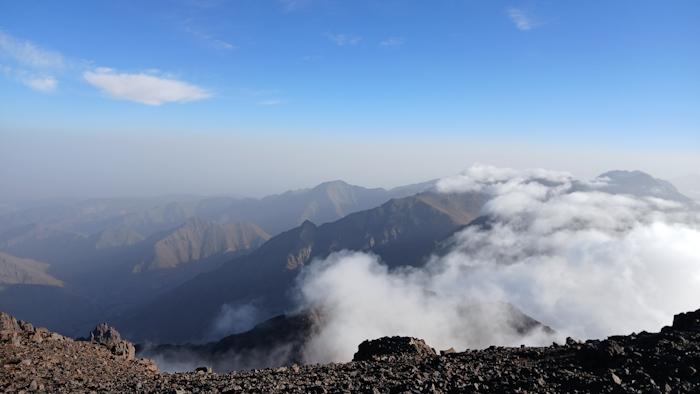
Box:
left=0, top=224, right=143, bottom=269
left=0, top=198, right=189, bottom=237
left=0, top=180, right=437, bottom=242
left=133, top=217, right=270, bottom=272
left=0, top=252, right=64, bottom=287
left=0, top=217, right=270, bottom=337
left=118, top=190, right=490, bottom=344
left=596, top=170, right=694, bottom=203
left=91, top=228, right=145, bottom=249
left=196, top=180, right=436, bottom=236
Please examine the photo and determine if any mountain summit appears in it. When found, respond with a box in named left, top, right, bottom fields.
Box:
left=597, top=170, right=693, bottom=203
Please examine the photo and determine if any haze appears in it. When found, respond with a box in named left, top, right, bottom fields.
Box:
left=1, top=1, right=699, bottom=199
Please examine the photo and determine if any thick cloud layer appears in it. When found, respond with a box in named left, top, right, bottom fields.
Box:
left=295, top=165, right=700, bottom=364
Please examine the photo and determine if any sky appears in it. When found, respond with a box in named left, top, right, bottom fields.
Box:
left=1, top=0, right=699, bottom=199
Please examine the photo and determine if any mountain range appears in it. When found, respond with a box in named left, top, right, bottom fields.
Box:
left=0, top=180, right=435, bottom=336
left=0, top=170, right=695, bottom=349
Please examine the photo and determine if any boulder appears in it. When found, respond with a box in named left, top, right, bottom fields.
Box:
left=353, top=336, right=437, bottom=361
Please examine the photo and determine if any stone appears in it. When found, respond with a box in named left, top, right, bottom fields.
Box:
left=87, top=323, right=121, bottom=346
left=353, top=336, right=437, bottom=361
left=0, top=313, right=21, bottom=332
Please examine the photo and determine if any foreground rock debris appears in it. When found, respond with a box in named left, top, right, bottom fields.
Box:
left=3, top=310, right=700, bottom=393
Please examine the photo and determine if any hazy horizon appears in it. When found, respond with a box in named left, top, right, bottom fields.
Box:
left=1, top=1, right=698, bottom=200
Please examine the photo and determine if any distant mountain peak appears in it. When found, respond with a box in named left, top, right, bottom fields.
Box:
left=596, top=170, right=692, bottom=203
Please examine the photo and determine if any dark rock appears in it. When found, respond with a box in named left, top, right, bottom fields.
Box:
left=440, top=348, right=456, bottom=356
left=353, top=336, right=437, bottom=361
left=671, top=309, right=700, bottom=332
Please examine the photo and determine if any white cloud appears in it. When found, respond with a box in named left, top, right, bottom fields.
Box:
left=297, top=251, right=555, bottom=364
left=379, top=37, right=404, bottom=48
left=295, top=165, right=700, bottom=363
left=326, top=33, right=362, bottom=46
left=0, top=30, right=63, bottom=93
left=507, top=7, right=541, bottom=31
left=83, top=68, right=212, bottom=105
left=0, top=30, right=65, bottom=68
left=23, top=75, right=57, bottom=92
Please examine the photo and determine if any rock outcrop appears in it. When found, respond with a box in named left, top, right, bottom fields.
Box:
left=80, top=322, right=136, bottom=360
left=1, top=314, right=156, bottom=393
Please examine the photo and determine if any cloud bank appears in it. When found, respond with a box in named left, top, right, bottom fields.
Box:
left=295, top=165, right=700, bottom=364
left=83, top=68, right=212, bottom=105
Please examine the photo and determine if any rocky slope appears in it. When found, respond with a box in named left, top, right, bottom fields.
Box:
left=3, top=309, right=700, bottom=393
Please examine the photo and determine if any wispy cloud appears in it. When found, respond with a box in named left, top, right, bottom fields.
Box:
left=213, top=39, right=235, bottom=50
left=184, top=26, right=236, bottom=50
left=0, top=30, right=66, bottom=69
left=0, top=30, right=64, bottom=94
left=83, top=68, right=212, bottom=106
left=279, top=0, right=314, bottom=12
left=379, top=37, right=404, bottom=48
left=507, top=7, right=541, bottom=31
left=23, top=75, right=58, bottom=92
left=326, top=33, right=362, bottom=46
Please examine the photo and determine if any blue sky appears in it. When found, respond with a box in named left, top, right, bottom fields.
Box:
left=1, top=1, right=699, bottom=198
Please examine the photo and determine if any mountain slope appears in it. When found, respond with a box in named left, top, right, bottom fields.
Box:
left=0, top=180, right=436, bottom=241
left=0, top=252, right=64, bottom=287
left=133, top=217, right=270, bottom=272
left=597, top=170, right=693, bottom=203
left=119, top=191, right=489, bottom=343
left=199, top=180, right=435, bottom=236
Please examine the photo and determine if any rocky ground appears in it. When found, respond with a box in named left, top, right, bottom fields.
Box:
left=2, top=309, right=700, bottom=393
